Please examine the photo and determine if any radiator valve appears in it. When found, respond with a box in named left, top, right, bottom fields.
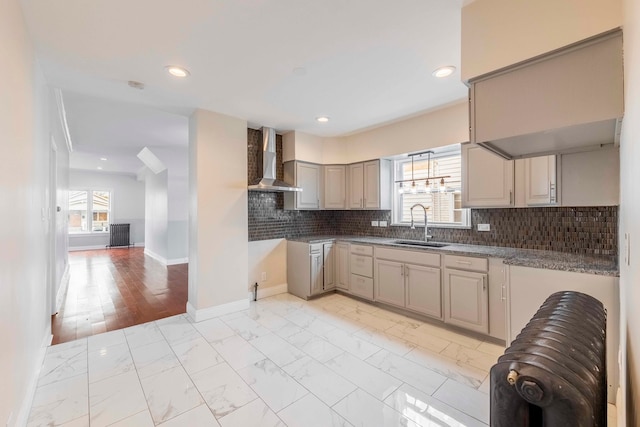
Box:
left=507, top=369, right=519, bottom=385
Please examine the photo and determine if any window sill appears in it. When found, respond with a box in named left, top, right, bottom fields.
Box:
left=69, top=232, right=110, bottom=237
left=390, top=222, right=472, bottom=230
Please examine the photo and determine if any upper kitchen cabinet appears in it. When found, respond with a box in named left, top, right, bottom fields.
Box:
left=519, top=155, right=558, bottom=206
left=469, top=30, right=623, bottom=159
left=462, top=143, right=514, bottom=208
left=348, top=160, right=392, bottom=210
left=324, top=165, right=346, bottom=209
left=284, top=161, right=321, bottom=210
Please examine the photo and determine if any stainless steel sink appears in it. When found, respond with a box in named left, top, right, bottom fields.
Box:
left=393, top=240, right=449, bottom=248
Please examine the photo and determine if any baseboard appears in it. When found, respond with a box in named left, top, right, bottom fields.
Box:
left=14, top=330, right=52, bottom=427
left=247, top=283, right=287, bottom=301
left=133, top=242, right=145, bottom=248
left=68, top=244, right=107, bottom=251
left=186, top=298, right=250, bottom=323
left=144, top=250, right=187, bottom=266
left=144, top=249, right=168, bottom=265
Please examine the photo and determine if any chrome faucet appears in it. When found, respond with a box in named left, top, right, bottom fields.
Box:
left=410, top=203, right=432, bottom=241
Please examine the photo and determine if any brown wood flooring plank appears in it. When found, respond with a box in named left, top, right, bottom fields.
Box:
left=51, top=247, right=188, bottom=345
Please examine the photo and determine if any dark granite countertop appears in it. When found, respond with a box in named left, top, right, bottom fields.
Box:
left=287, top=235, right=619, bottom=277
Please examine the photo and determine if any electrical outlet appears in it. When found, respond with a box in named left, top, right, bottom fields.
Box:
left=379, top=220, right=388, bottom=227
left=371, top=220, right=379, bottom=227
left=477, top=223, right=490, bottom=232
left=261, top=272, right=267, bottom=282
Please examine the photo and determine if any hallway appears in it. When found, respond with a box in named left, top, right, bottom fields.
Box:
left=52, top=248, right=188, bottom=344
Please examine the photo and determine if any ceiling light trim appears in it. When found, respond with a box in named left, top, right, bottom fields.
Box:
left=165, top=65, right=190, bottom=78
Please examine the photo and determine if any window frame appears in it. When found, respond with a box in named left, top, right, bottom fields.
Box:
left=390, top=146, right=471, bottom=229
left=68, top=188, right=113, bottom=234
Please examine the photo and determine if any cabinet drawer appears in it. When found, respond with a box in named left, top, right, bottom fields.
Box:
left=350, top=274, right=374, bottom=300
left=350, top=254, right=373, bottom=277
left=350, top=244, right=373, bottom=256
left=375, top=247, right=440, bottom=267
left=444, top=255, right=488, bottom=272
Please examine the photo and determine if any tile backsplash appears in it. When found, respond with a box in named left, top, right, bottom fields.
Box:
left=247, top=129, right=618, bottom=256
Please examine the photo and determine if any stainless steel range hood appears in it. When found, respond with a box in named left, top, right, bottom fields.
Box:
left=248, top=127, right=302, bottom=192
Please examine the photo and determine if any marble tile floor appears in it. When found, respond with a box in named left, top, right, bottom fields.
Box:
left=27, top=292, right=615, bottom=426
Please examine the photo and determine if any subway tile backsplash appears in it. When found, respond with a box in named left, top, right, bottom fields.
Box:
left=247, top=129, right=618, bottom=256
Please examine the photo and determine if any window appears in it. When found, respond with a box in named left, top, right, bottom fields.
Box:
left=392, top=144, right=470, bottom=228
left=69, top=190, right=111, bottom=233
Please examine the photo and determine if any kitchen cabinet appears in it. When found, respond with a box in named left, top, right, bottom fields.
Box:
left=374, top=246, right=441, bottom=318
left=461, top=143, right=514, bottom=208
left=348, top=160, right=391, bottom=210
left=443, top=255, right=489, bottom=334
left=487, top=258, right=507, bottom=340
left=287, top=240, right=334, bottom=299
left=323, top=242, right=335, bottom=291
left=336, top=242, right=350, bottom=291
left=524, top=155, right=557, bottom=205
left=469, top=31, right=623, bottom=159
left=349, top=244, right=374, bottom=300
left=508, top=265, right=619, bottom=403
left=284, top=161, right=321, bottom=210
left=324, top=165, right=346, bottom=209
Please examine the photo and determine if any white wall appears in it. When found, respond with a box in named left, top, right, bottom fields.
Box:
left=188, top=109, right=248, bottom=320
left=144, top=169, right=168, bottom=262
left=248, top=239, right=287, bottom=295
left=620, top=0, right=640, bottom=423
left=0, top=0, right=52, bottom=424
left=340, top=101, right=468, bottom=163
left=68, top=170, right=145, bottom=249
left=461, top=0, right=622, bottom=81
left=151, top=147, right=189, bottom=262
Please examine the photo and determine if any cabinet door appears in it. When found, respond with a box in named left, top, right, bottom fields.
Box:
left=350, top=274, right=374, bottom=300
left=406, top=264, right=441, bottom=319
left=374, top=259, right=405, bottom=307
left=324, top=165, right=346, bottom=209
left=348, top=163, right=364, bottom=209
left=336, top=243, right=350, bottom=290
left=488, top=258, right=507, bottom=340
left=323, top=243, right=335, bottom=291
left=310, top=251, right=324, bottom=296
left=444, top=268, right=488, bottom=334
left=296, top=162, right=321, bottom=209
left=462, top=143, right=514, bottom=208
left=363, top=160, right=380, bottom=209
left=525, top=155, right=557, bottom=205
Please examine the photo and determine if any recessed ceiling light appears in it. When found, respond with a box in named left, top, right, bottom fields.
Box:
left=100, top=157, right=107, bottom=161
left=316, top=116, right=330, bottom=123
left=97, top=166, right=103, bottom=170
left=293, top=67, right=307, bottom=77
left=432, top=66, right=456, bottom=78
left=165, top=65, right=190, bottom=78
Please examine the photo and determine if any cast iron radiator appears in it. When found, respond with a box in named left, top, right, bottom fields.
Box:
left=490, top=291, right=606, bottom=426
left=108, top=223, right=131, bottom=248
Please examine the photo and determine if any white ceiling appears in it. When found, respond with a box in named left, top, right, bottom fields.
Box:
left=21, top=0, right=469, bottom=173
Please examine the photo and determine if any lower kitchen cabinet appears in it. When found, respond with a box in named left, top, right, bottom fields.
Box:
left=443, top=267, right=489, bottom=334
left=287, top=240, right=334, bottom=299
left=323, top=242, right=335, bottom=291
left=374, top=259, right=405, bottom=307
left=336, top=242, right=350, bottom=291
left=405, top=264, right=441, bottom=319
left=374, top=247, right=442, bottom=319
left=350, top=273, right=373, bottom=300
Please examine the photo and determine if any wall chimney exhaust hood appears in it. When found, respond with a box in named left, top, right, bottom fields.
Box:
left=248, top=127, right=302, bottom=192
left=469, top=29, right=623, bottom=160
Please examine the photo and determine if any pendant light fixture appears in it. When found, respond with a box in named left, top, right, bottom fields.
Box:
left=395, top=151, right=450, bottom=194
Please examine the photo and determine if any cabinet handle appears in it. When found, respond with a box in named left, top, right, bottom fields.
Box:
left=400, top=267, right=404, bottom=276
left=550, top=183, right=556, bottom=203
left=456, top=260, right=472, bottom=265
left=482, top=276, right=487, bottom=291
left=501, top=285, right=506, bottom=301
left=405, top=266, right=409, bottom=277
left=509, top=190, right=513, bottom=205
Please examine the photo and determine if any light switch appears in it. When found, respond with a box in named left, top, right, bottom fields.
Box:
left=371, top=220, right=379, bottom=227
left=379, top=221, right=388, bottom=227
left=477, top=223, right=490, bottom=232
